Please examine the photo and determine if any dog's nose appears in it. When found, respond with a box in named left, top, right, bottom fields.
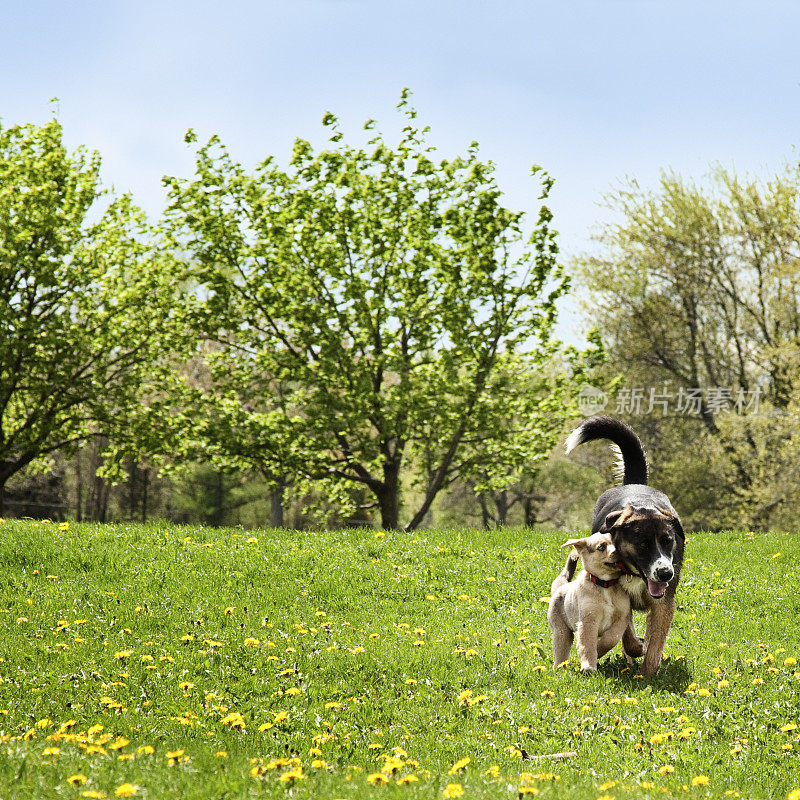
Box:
left=655, top=565, right=673, bottom=582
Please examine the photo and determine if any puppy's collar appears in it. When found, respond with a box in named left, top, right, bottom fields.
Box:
left=616, top=561, right=637, bottom=577
left=587, top=572, right=619, bottom=588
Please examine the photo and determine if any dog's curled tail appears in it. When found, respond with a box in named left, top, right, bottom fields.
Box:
left=565, top=415, right=648, bottom=485
left=550, top=549, right=580, bottom=594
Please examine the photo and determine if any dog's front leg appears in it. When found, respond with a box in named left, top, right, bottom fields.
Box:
left=551, top=624, right=574, bottom=669
left=641, top=596, right=675, bottom=676
left=598, top=614, right=628, bottom=659
left=575, top=618, right=600, bottom=672
left=621, top=610, right=645, bottom=660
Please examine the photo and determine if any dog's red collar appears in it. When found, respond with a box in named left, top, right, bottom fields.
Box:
left=616, top=561, right=637, bottom=577
left=587, top=572, right=619, bottom=588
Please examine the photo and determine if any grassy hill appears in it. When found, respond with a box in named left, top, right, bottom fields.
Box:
left=0, top=520, right=798, bottom=799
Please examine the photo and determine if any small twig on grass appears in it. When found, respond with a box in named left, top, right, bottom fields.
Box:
left=517, top=747, right=578, bottom=761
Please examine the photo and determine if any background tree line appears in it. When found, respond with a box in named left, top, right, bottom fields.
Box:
left=0, top=100, right=603, bottom=530
left=4, top=102, right=800, bottom=531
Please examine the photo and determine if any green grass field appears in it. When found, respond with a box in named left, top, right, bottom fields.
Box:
left=0, top=520, right=798, bottom=799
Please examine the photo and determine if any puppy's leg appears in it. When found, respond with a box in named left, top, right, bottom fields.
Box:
left=622, top=611, right=645, bottom=660
left=597, top=615, right=628, bottom=659
left=575, top=618, right=600, bottom=672
left=550, top=622, right=573, bottom=669
left=641, top=596, right=675, bottom=676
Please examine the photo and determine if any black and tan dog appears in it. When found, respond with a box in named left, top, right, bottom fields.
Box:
left=565, top=415, right=685, bottom=676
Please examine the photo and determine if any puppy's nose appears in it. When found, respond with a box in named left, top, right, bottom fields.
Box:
left=655, top=565, right=673, bottom=582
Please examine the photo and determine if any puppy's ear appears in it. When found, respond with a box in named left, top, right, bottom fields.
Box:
left=600, top=505, right=633, bottom=531
left=561, top=537, right=587, bottom=550
left=655, top=506, right=677, bottom=520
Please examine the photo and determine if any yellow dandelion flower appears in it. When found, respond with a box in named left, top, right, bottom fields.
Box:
left=449, top=756, right=470, bottom=774
left=114, top=650, right=134, bottom=660
left=43, top=747, right=60, bottom=756
left=442, top=784, right=464, bottom=798
left=367, top=773, right=389, bottom=785
left=519, top=789, right=539, bottom=796
left=67, top=774, right=88, bottom=786
left=485, top=765, right=500, bottom=777
left=137, top=745, right=154, bottom=755
left=691, top=775, right=710, bottom=786
left=397, top=775, right=419, bottom=785
left=311, top=759, right=328, bottom=769
left=273, top=710, right=289, bottom=723
left=221, top=712, right=246, bottom=730
left=280, top=767, right=304, bottom=783
left=785, top=657, right=797, bottom=667
left=114, top=785, right=138, bottom=798
left=541, top=690, right=555, bottom=698
left=788, top=791, right=800, bottom=800
left=659, top=765, right=674, bottom=775
left=108, top=736, right=129, bottom=751
left=215, top=751, right=228, bottom=758
left=81, top=792, right=106, bottom=799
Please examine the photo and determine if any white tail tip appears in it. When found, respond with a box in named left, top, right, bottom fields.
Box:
left=564, top=426, right=586, bottom=454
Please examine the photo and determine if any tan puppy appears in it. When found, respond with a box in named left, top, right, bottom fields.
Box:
left=547, top=532, right=631, bottom=672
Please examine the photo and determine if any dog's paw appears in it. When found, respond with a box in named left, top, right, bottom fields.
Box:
left=623, top=636, right=646, bottom=659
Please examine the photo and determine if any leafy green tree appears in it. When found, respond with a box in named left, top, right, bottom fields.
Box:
left=163, top=95, right=577, bottom=529
left=575, top=165, right=800, bottom=528
left=0, top=117, right=187, bottom=514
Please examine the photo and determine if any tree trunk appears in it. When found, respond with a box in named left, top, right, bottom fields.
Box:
left=141, top=467, right=149, bottom=523
left=477, top=494, right=492, bottom=529
left=270, top=478, right=286, bottom=528
left=494, top=490, right=509, bottom=527
left=75, top=456, right=83, bottom=522
left=376, top=461, right=401, bottom=530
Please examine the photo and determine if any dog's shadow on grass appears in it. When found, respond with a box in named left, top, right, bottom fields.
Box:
left=596, top=655, right=693, bottom=695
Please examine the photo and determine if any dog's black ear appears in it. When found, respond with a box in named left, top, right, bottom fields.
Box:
left=656, top=506, right=685, bottom=540
left=600, top=505, right=634, bottom=531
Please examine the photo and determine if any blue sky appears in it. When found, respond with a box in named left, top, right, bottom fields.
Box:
left=2, top=1, right=799, bottom=339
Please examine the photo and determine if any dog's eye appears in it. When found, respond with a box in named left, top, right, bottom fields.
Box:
left=597, top=543, right=606, bottom=551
